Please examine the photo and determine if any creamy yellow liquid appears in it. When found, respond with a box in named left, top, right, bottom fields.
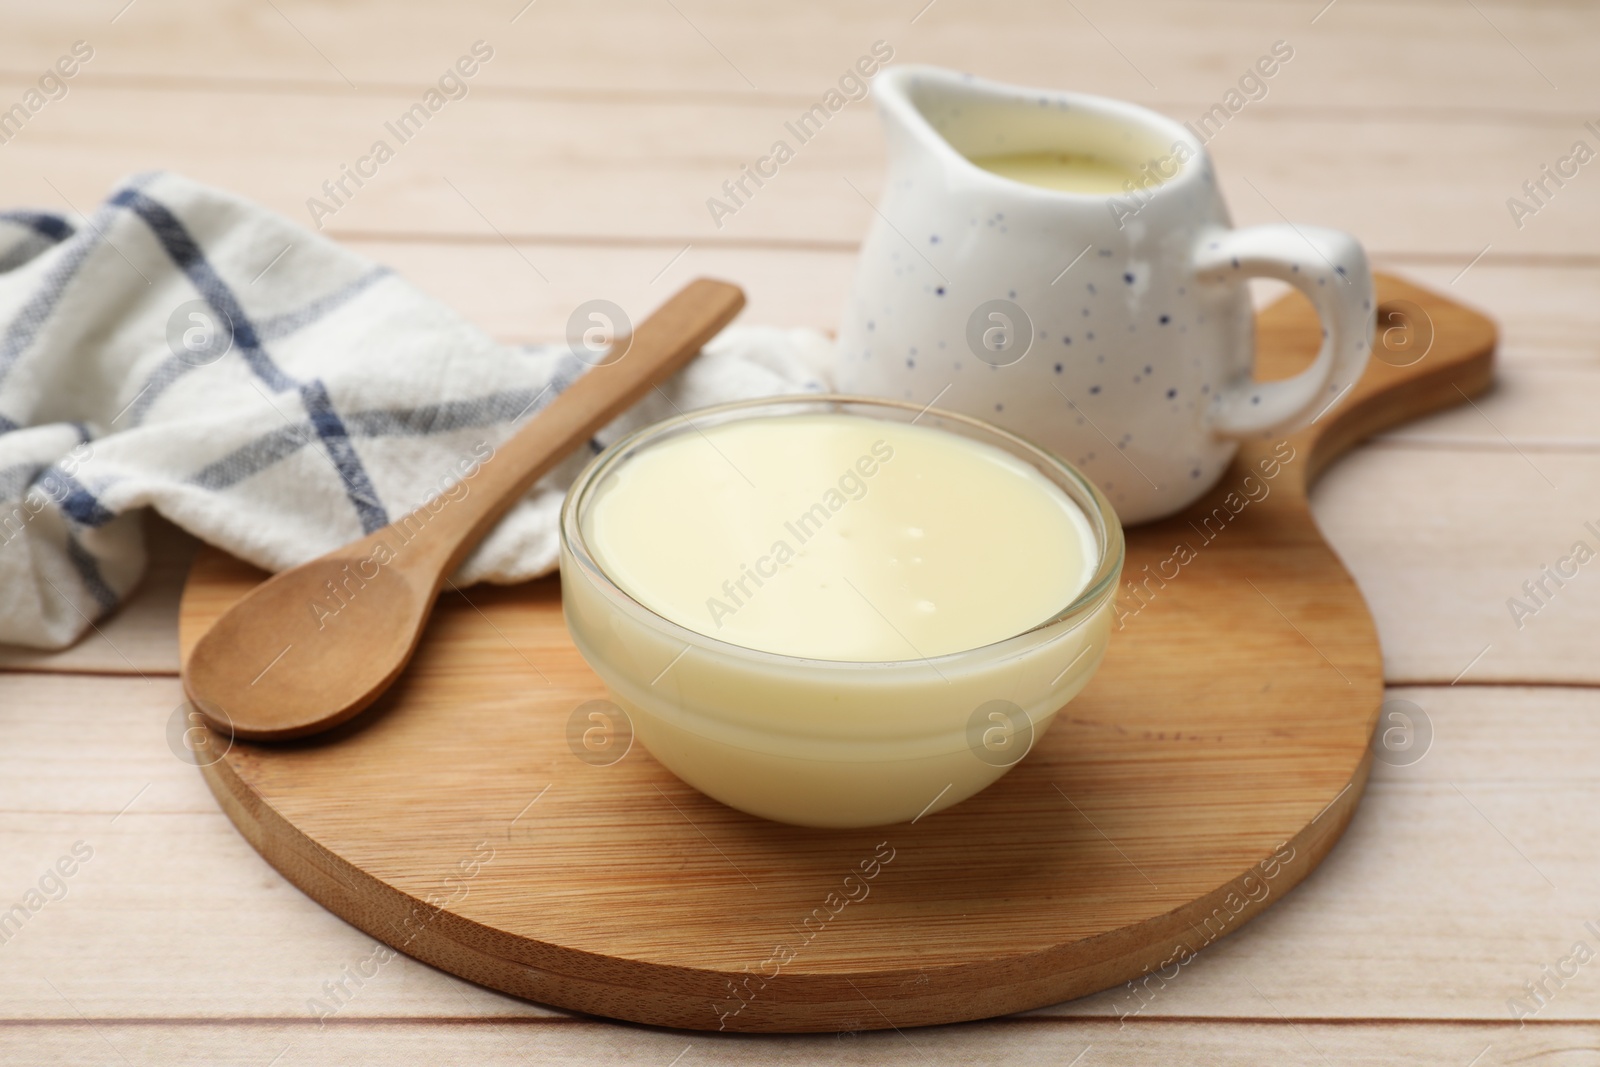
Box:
left=581, top=413, right=1095, bottom=662
left=969, top=151, right=1146, bottom=195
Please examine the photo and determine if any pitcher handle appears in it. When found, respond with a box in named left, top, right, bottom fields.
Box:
left=1192, top=224, right=1375, bottom=439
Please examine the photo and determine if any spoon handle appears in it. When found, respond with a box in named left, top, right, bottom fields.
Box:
left=372, top=278, right=745, bottom=581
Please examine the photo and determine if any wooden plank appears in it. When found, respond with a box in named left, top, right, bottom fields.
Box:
left=1312, top=447, right=1600, bottom=685
left=0, top=1018, right=1590, bottom=1067
left=1376, top=365, right=1600, bottom=449
left=0, top=0, right=1595, bottom=114
left=1385, top=262, right=1600, bottom=363
left=1045, top=683, right=1600, bottom=1021
left=2, top=675, right=1597, bottom=1026
left=0, top=674, right=545, bottom=1022
left=337, top=239, right=856, bottom=344
left=0, top=83, right=1595, bottom=255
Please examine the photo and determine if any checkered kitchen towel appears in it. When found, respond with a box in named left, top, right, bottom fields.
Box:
left=0, top=172, right=832, bottom=649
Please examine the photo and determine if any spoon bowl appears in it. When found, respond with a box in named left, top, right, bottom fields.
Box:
left=185, top=551, right=431, bottom=738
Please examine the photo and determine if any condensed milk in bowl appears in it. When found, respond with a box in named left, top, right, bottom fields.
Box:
left=558, top=395, right=1123, bottom=828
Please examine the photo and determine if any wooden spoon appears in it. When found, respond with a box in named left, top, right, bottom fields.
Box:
left=182, top=278, right=745, bottom=741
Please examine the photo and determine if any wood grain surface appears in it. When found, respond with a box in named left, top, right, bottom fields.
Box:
left=2, top=1, right=1596, bottom=1061
left=169, top=274, right=1492, bottom=1032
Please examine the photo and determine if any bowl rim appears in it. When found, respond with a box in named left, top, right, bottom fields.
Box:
left=558, top=393, right=1126, bottom=672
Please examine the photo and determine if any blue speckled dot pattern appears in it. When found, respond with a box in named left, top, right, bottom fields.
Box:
left=833, top=65, right=1377, bottom=524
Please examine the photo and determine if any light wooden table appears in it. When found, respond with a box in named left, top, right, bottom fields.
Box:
left=2, top=1, right=1597, bottom=1062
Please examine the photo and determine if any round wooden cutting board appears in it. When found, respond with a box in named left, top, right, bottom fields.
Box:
left=178, top=274, right=1494, bottom=1033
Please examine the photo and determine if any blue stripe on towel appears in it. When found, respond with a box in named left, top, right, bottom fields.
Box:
left=121, top=355, right=199, bottom=427
left=0, top=213, right=74, bottom=274
left=191, top=384, right=565, bottom=493
left=0, top=175, right=165, bottom=389
left=256, top=266, right=391, bottom=342
left=189, top=424, right=309, bottom=492
left=344, top=386, right=555, bottom=438
left=65, top=535, right=118, bottom=610
left=0, top=211, right=73, bottom=242
left=299, top=380, right=389, bottom=533
left=123, top=268, right=396, bottom=428
left=36, top=469, right=116, bottom=528
left=117, top=186, right=394, bottom=533
left=111, top=187, right=297, bottom=393
left=0, top=218, right=108, bottom=388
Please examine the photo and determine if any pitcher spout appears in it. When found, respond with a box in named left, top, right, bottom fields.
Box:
left=871, top=65, right=1206, bottom=204
left=869, top=64, right=970, bottom=180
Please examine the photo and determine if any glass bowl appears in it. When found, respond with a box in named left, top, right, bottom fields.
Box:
left=558, top=395, right=1124, bottom=828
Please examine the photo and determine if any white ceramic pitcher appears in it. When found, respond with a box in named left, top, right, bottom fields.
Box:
left=836, top=65, right=1374, bottom=523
